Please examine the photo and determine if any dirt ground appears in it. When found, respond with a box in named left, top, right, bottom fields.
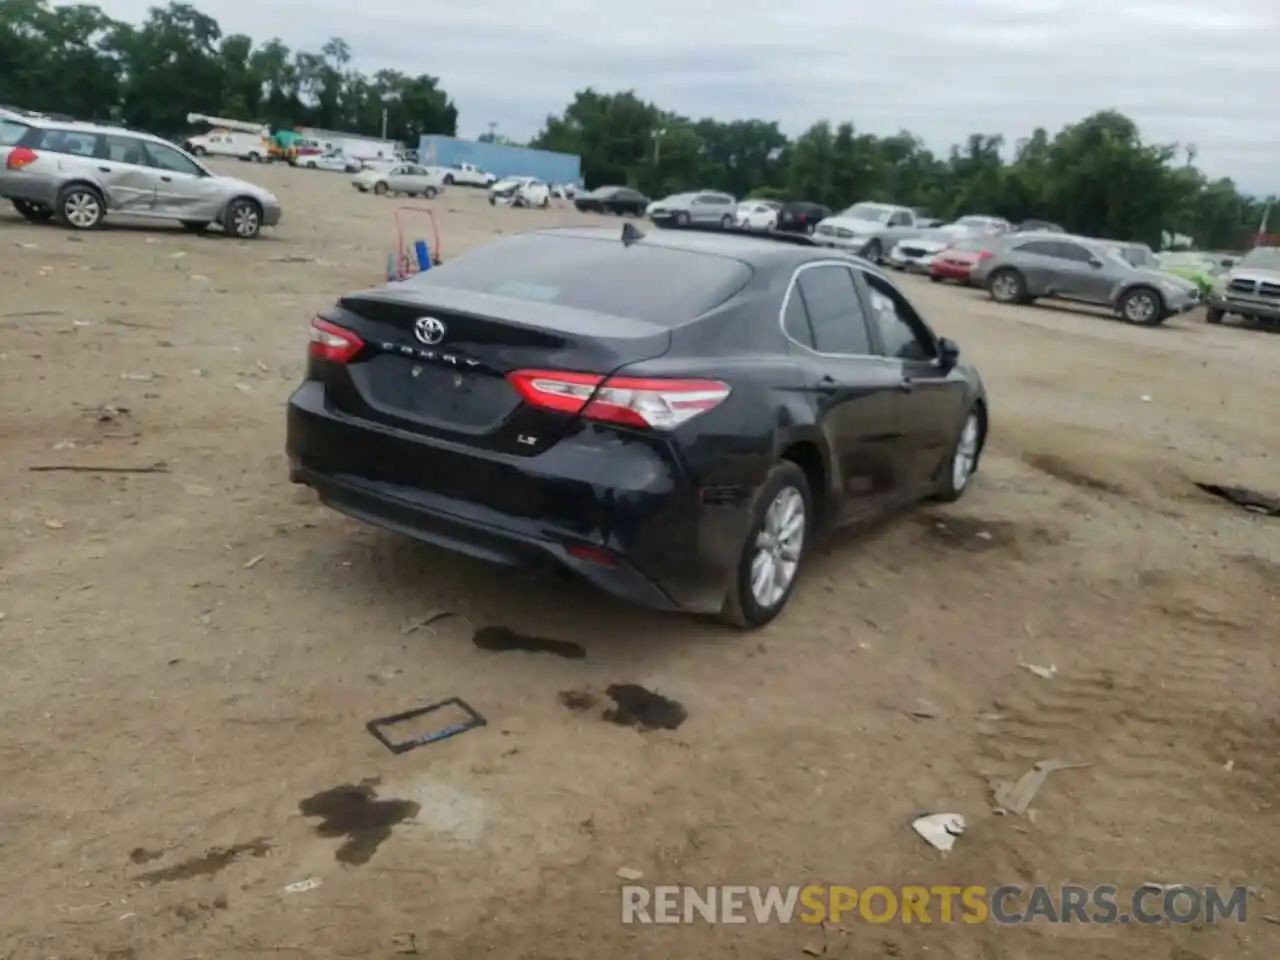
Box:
left=1, top=161, right=1277, bottom=960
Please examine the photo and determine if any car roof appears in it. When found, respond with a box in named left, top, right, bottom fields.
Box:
left=530, top=224, right=880, bottom=272
left=11, top=114, right=168, bottom=145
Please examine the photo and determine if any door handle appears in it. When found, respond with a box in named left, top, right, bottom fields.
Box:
left=159, top=176, right=172, bottom=182
left=818, top=375, right=838, bottom=396
left=97, top=166, right=112, bottom=172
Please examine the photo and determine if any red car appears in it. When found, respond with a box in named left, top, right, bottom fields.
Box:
left=930, top=236, right=999, bottom=285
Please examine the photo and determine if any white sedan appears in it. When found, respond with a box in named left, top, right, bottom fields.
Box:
left=300, top=152, right=361, bottom=173
left=385, top=165, right=446, bottom=199
left=734, top=200, right=781, bottom=231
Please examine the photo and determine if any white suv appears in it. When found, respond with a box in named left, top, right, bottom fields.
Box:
left=0, top=115, right=282, bottom=238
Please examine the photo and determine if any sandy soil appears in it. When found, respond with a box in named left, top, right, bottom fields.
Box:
left=1, top=162, right=1277, bottom=960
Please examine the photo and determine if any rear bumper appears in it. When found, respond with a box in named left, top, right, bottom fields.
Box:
left=0, top=172, right=57, bottom=207
left=931, top=261, right=973, bottom=282
left=285, top=382, right=755, bottom=615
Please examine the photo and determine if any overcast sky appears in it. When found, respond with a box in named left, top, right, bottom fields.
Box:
left=88, top=0, right=1279, bottom=193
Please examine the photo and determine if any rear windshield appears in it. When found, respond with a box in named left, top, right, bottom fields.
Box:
left=411, top=233, right=753, bottom=325
left=951, top=236, right=993, bottom=252
left=0, top=119, right=30, bottom=146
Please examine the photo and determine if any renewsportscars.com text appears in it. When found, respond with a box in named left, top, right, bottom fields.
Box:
left=621, top=884, right=1248, bottom=925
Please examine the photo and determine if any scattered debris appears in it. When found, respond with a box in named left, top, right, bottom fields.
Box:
left=43, top=519, right=65, bottom=530
left=365, top=697, right=487, bottom=755
left=234, top=383, right=254, bottom=394
left=270, top=254, right=317, bottom=263
left=604, top=684, right=687, bottom=731
left=1141, top=394, right=1153, bottom=403
left=802, top=941, right=827, bottom=957
left=29, top=462, right=168, bottom=475
left=1, top=308, right=62, bottom=319
left=1264, top=915, right=1280, bottom=926
left=1195, top=482, right=1280, bottom=517
left=558, top=689, right=598, bottom=712
left=400, top=610, right=455, bottom=634
left=298, top=778, right=420, bottom=866
left=390, top=932, right=420, bottom=954
left=168, top=251, right=186, bottom=259
left=910, top=698, right=941, bottom=719
left=975, top=530, right=993, bottom=541
left=189, top=274, right=210, bottom=282
left=912, top=813, right=965, bottom=852
left=283, top=877, right=322, bottom=894
left=129, top=847, right=163, bottom=864
left=616, top=867, right=644, bottom=881
left=95, top=404, right=129, bottom=423
left=1018, top=661, right=1057, bottom=680
left=243, top=554, right=265, bottom=570
left=184, top=483, right=215, bottom=497
left=120, top=372, right=155, bottom=382
left=472, top=625, right=586, bottom=659
left=992, top=759, right=1091, bottom=816
left=1224, top=759, right=1235, bottom=772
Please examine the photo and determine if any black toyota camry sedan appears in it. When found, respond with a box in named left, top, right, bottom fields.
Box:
left=286, top=223, right=989, bottom=628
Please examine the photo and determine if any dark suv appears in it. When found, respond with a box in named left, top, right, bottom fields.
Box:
left=775, top=201, right=832, bottom=235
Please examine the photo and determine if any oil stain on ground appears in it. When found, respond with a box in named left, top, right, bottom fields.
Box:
left=132, top=838, right=271, bottom=884
left=605, top=684, right=687, bottom=731
left=472, top=625, right=586, bottom=659
left=298, top=777, right=420, bottom=866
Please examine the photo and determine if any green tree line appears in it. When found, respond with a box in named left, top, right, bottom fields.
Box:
left=531, top=90, right=1271, bottom=251
left=2, top=0, right=1269, bottom=249
left=0, top=0, right=457, bottom=145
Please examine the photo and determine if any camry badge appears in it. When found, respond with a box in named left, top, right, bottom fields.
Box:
left=414, top=316, right=446, bottom=345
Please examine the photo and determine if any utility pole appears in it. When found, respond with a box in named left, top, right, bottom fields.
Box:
left=653, top=127, right=666, bottom=164
left=488, top=121, right=498, bottom=142
left=380, top=108, right=388, bottom=140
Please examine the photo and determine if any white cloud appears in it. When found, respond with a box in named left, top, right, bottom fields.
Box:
left=83, top=0, right=1280, bottom=193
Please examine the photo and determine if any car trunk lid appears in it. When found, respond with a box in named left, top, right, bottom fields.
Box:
left=322, top=285, right=672, bottom=457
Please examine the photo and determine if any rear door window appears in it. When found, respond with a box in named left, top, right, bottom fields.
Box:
left=411, top=233, right=753, bottom=325
left=27, top=127, right=99, bottom=157
left=791, top=264, right=873, bottom=355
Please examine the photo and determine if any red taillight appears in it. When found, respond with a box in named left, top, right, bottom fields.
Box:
left=506, top=369, right=730, bottom=431
left=977, top=250, right=993, bottom=261
left=308, top=317, right=364, bottom=363
left=566, top=543, right=618, bottom=567
left=6, top=146, right=38, bottom=170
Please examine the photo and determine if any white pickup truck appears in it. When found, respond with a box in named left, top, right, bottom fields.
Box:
left=439, top=162, right=498, bottom=187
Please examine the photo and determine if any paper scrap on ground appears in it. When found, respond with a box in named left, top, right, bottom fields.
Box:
left=992, top=759, right=1091, bottom=815
left=912, top=813, right=965, bottom=852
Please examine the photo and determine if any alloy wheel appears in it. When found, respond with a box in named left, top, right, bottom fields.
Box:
left=952, top=413, right=980, bottom=491
left=64, top=192, right=101, bottom=228
left=231, top=205, right=260, bottom=238
left=749, top=486, right=806, bottom=609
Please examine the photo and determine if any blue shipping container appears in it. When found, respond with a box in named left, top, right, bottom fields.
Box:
left=417, top=136, right=581, bottom=186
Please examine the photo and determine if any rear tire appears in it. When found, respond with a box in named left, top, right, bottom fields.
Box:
left=55, top=184, right=105, bottom=230
left=862, top=239, right=883, bottom=262
left=424, top=186, right=438, bottom=199
left=720, top=462, right=812, bottom=630
left=374, top=182, right=388, bottom=196
left=929, top=274, right=942, bottom=283
left=1205, top=307, right=1224, bottom=325
left=675, top=211, right=690, bottom=227
left=720, top=214, right=733, bottom=229
left=988, top=268, right=1027, bottom=304
left=443, top=174, right=454, bottom=185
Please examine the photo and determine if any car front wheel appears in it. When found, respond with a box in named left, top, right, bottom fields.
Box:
left=1118, top=286, right=1166, bottom=325
left=934, top=406, right=984, bottom=502
left=224, top=198, right=262, bottom=239
left=1205, top=307, right=1224, bottom=324
left=720, top=462, right=812, bottom=629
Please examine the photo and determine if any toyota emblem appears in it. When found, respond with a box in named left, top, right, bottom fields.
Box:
left=414, top=316, right=446, bottom=345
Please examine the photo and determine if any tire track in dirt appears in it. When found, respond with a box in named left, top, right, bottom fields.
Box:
left=972, top=598, right=1278, bottom=893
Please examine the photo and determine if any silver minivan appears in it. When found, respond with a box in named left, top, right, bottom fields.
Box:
left=0, top=114, right=282, bottom=238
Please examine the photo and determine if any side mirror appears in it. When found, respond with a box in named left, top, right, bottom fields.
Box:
left=938, top=337, right=960, bottom=368
left=1088, top=258, right=1103, bottom=268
